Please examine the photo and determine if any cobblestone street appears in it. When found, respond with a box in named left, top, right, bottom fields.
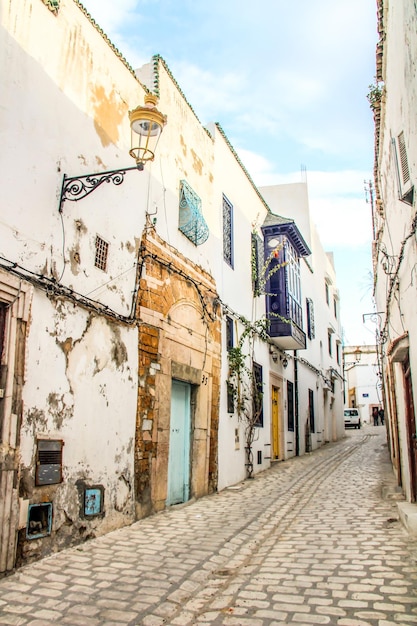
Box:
left=1, top=426, right=417, bottom=626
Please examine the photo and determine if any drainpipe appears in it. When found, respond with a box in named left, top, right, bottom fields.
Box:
left=294, top=350, right=299, bottom=456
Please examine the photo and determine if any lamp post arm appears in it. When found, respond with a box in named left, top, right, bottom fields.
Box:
left=58, top=166, right=141, bottom=212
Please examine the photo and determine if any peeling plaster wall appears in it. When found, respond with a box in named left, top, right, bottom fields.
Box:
left=2, top=0, right=145, bottom=566
left=18, top=290, right=137, bottom=564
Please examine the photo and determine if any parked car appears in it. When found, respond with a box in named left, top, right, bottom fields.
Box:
left=344, top=408, right=361, bottom=429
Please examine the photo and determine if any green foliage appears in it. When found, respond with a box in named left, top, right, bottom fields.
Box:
left=228, top=226, right=291, bottom=477
left=367, top=82, right=383, bottom=109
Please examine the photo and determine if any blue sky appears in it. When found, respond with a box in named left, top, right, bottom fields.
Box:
left=81, top=0, right=379, bottom=346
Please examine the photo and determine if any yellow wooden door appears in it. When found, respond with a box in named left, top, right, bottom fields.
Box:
left=272, top=385, right=280, bottom=460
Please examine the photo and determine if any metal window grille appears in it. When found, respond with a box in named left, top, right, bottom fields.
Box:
left=222, top=195, right=234, bottom=267
left=253, top=362, right=263, bottom=427
left=251, top=233, right=264, bottom=296
left=308, top=388, right=315, bottom=433
left=227, top=381, right=235, bottom=413
left=285, top=241, right=302, bottom=328
left=287, top=380, right=294, bottom=431
left=306, top=298, right=315, bottom=339
left=226, top=316, right=234, bottom=351
left=178, top=180, right=209, bottom=246
left=95, top=236, right=109, bottom=271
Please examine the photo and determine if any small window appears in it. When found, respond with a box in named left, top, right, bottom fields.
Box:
left=325, top=281, right=330, bottom=305
left=253, top=363, right=263, bottom=427
left=336, top=341, right=341, bottom=365
left=333, top=297, right=338, bottom=319
left=308, top=388, right=315, bottom=433
left=95, top=235, right=109, bottom=271
left=227, top=381, right=235, bottom=414
left=392, top=132, right=414, bottom=205
left=306, top=298, right=315, bottom=340
left=251, top=233, right=264, bottom=296
left=178, top=180, right=209, bottom=245
left=287, top=380, right=294, bottom=431
left=226, top=316, right=234, bottom=351
left=222, top=195, right=234, bottom=268
left=36, top=439, right=63, bottom=486
left=328, top=330, right=332, bottom=356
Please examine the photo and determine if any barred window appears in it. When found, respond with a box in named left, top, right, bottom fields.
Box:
left=222, top=195, right=234, bottom=268
left=226, top=316, right=234, bottom=351
left=306, top=298, right=315, bottom=340
left=178, top=180, right=209, bottom=246
left=253, top=362, right=264, bottom=427
left=309, top=388, right=315, bottom=433
left=95, top=235, right=109, bottom=272
left=287, top=381, right=294, bottom=432
left=251, top=233, right=264, bottom=296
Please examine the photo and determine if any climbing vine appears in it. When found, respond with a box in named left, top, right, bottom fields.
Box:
left=227, top=231, right=286, bottom=478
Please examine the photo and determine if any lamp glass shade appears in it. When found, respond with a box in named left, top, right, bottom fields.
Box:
left=128, top=95, right=167, bottom=167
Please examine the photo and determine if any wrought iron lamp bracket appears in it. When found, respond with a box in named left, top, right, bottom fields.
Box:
left=58, top=166, right=141, bottom=213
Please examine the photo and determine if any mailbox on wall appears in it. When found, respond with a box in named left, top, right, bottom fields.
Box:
left=36, top=439, right=63, bottom=486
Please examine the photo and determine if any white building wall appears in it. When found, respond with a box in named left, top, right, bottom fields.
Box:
left=209, top=127, right=275, bottom=490
left=260, top=183, right=345, bottom=451
left=372, top=0, right=417, bottom=501
left=1, top=0, right=347, bottom=567
left=1, top=0, right=154, bottom=562
left=344, top=345, right=382, bottom=425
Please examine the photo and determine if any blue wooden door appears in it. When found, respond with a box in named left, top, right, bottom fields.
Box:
left=167, top=380, right=191, bottom=505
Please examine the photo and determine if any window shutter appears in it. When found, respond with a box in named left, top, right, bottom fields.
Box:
left=392, top=133, right=414, bottom=205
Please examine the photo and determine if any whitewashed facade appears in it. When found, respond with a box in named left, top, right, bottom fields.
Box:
left=1, top=0, right=344, bottom=572
left=344, top=345, right=383, bottom=425
left=260, top=184, right=345, bottom=452
left=371, top=0, right=417, bottom=503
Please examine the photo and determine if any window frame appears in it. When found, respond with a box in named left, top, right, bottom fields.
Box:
left=222, top=194, right=234, bottom=268
left=287, top=380, right=295, bottom=432
left=306, top=297, right=315, bottom=340
left=252, top=362, right=264, bottom=427
left=392, top=132, right=414, bottom=205
left=308, top=388, right=315, bottom=433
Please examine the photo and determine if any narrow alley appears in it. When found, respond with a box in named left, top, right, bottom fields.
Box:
left=1, top=426, right=417, bottom=626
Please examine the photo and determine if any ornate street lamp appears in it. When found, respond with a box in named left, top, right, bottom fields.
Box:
left=128, top=94, right=167, bottom=170
left=58, top=93, right=167, bottom=212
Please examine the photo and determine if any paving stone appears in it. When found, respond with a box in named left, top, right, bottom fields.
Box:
left=0, top=429, right=416, bottom=625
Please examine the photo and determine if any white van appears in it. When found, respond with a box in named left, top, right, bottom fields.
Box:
left=344, top=408, right=361, bottom=429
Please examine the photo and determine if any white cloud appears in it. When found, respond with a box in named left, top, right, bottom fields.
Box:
left=169, top=62, right=246, bottom=122
left=81, top=0, right=141, bottom=31
left=235, top=148, right=372, bottom=248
